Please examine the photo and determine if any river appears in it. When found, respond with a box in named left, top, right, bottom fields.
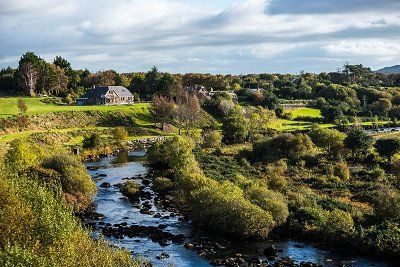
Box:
left=84, top=150, right=388, bottom=267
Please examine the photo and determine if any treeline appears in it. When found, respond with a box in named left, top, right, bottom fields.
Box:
left=2, top=52, right=400, bottom=110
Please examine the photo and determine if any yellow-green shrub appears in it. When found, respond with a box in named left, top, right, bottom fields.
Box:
left=41, top=153, right=96, bottom=197
left=188, top=182, right=275, bottom=238
left=246, top=185, right=289, bottom=225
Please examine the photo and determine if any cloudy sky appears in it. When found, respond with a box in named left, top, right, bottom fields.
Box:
left=1, top=0, right=400, bottom=74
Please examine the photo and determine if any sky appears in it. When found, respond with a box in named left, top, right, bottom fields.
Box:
left=0, top=0, right=400, bottom=74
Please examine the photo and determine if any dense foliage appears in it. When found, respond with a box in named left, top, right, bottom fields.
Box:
left=0, top=141, right=143, bottom=266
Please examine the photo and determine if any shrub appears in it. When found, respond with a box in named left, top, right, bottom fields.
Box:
left=334, top=162, right=350, bottom=181
left=289, top=206, right=327, bottom=234
left=253, top=133, right=314, bottom=161
left=113, top=127, right=128, bottom=142
left=344, top=127, right=373, bottom=158
left=5, top=139, right=44, bottom=173
left=0, top=172, right=139, bottom=267
left=246, top=185, right=289, bottom=225
left=266, top=160, right=288, bottom=191
left=188, top=182, right=275, bottom=238
left=362, top=222, right=400, bottom=256
left=308, top=126, right=345, bottom=157
left=323, top=209, right=355, bottom=240
left=153, top=177, right=174, bottom=194
left=375, top=138, right=400, bottom=160
left=42, top=153, right=96, bottom=197
left=147, top=136, right=196, bottom=172
left=83, top=133, right=101, bottom=148
left=373, top=186, right=400, bottom=221
left=202, top=130, right=222, bottom=148
left=120, top=181, right=141, bottom=201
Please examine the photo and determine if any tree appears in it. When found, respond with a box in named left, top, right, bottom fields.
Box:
left=370, top=98, right=392, bottom=117
left=149, top=95, right=175, bottom=131
left=144, top=66, right=161, bottom=97
left=321, top=105, right=344, bottom=123
left=130, top=73, right=145, bottom=98
left=0, top=67, right=17, bottom=93
left=175, top=91, right=200, bottom=134
left=246, top=106, right=276, bottom=139
left=17, top=99, right=28, bottom=114
left=375, top=138, right=400, bottom=160
left=309, top=126, right=345, bottom=157
left=53, top=56, right=72, bottom=72
left=202, top=130, right=222, bottom=148
left=222, top=108, right=249, bottom=144
left=47, top=64, right=69, bottom=95
left=344, top=127, right=373, bottom=158
left=18, top=62, right=38, bottom=96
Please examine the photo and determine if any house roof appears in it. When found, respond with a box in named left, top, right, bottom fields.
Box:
left=81, top=86, right=133, bottom=99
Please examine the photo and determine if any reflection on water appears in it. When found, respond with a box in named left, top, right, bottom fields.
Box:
left=86, top=151, right=388, bottom=267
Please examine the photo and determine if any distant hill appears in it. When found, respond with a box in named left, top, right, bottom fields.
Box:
left=377, top=65, right=400, bottom=74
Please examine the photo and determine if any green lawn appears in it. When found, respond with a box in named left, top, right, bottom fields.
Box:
left=0, top=97, right=150, bottom=118
left=284, top=107, right=322, bottom=118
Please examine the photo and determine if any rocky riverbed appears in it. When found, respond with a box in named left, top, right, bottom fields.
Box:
left=82, top=150, right=387, bottom=267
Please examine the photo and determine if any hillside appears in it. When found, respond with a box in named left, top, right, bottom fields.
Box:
left=377, top=65, right=400, bottom=74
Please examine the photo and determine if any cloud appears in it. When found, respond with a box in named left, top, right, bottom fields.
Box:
left=268, top=0, right=400, bottom=14
left=0, top=0, right=399, bottom=73
left=323, top=40, right=400, bottom=61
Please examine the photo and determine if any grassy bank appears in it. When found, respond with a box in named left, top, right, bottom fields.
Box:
left=0, top=97, right=150, bottom=118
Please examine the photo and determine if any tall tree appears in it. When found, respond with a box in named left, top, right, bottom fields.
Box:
left=175, top=91, right=200, bottom=134
left=149, top=95, right=176, bottom=131
left=18, top=62, right=38, bottom=96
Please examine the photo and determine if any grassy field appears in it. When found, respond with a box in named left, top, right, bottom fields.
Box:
left=0, top=97, right=150, bottom=118
left=284, top=107, right=322, bottom=118
left=274, top=107, right=328, bottom=131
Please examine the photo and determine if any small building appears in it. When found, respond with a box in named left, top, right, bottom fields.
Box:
left=77, top=86, right=134, bottom=106
left=209, top=88, right=238, bottom=102
left=247, top=88, right=263, bottom=94
left=186, top=85, right=210, bottom=99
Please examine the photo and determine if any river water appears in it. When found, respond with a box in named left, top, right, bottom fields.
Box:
left=85, top=151, right=388, bottom=267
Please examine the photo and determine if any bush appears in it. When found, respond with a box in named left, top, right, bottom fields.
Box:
left=323, top=209, right=355, bottom=240
left=83, top=133, right=101, bottom=148
left=153, top=177, right=174, bottom=194
left=147, top=136, right=197, bottom=172
left=42, top=153, right=96, bottom=197
left=288, top=206, right=327, bottom=234
left=5, top=139, right=44, bottom=173
left=246, top=185, right=289, bottom=225
left=253, top=133, right=314, bottom=161
left=334, top=162, right=350, bottom=181
left=120, top=181, right=141, bottom=201
left=344, top=127, right=373, bottom=157
left=362, top=222, right=400, bottom=257
left=308, top=126, right=345, bottom=156
left=266, top=160, right=288, bottom=191
left=113, top=127, right=128, bottom=142
left=188, top=182, right=275, bottom=238
left=202, top=130, right=222, bottom=148
left=374, top=138, right=400, bottom=160
left=373, top=186, right=400, bottom=221
left=0, top=172, right=139, bottom=267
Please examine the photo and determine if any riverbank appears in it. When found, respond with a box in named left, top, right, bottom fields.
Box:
left=83, top=150, right=387, bottom=267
